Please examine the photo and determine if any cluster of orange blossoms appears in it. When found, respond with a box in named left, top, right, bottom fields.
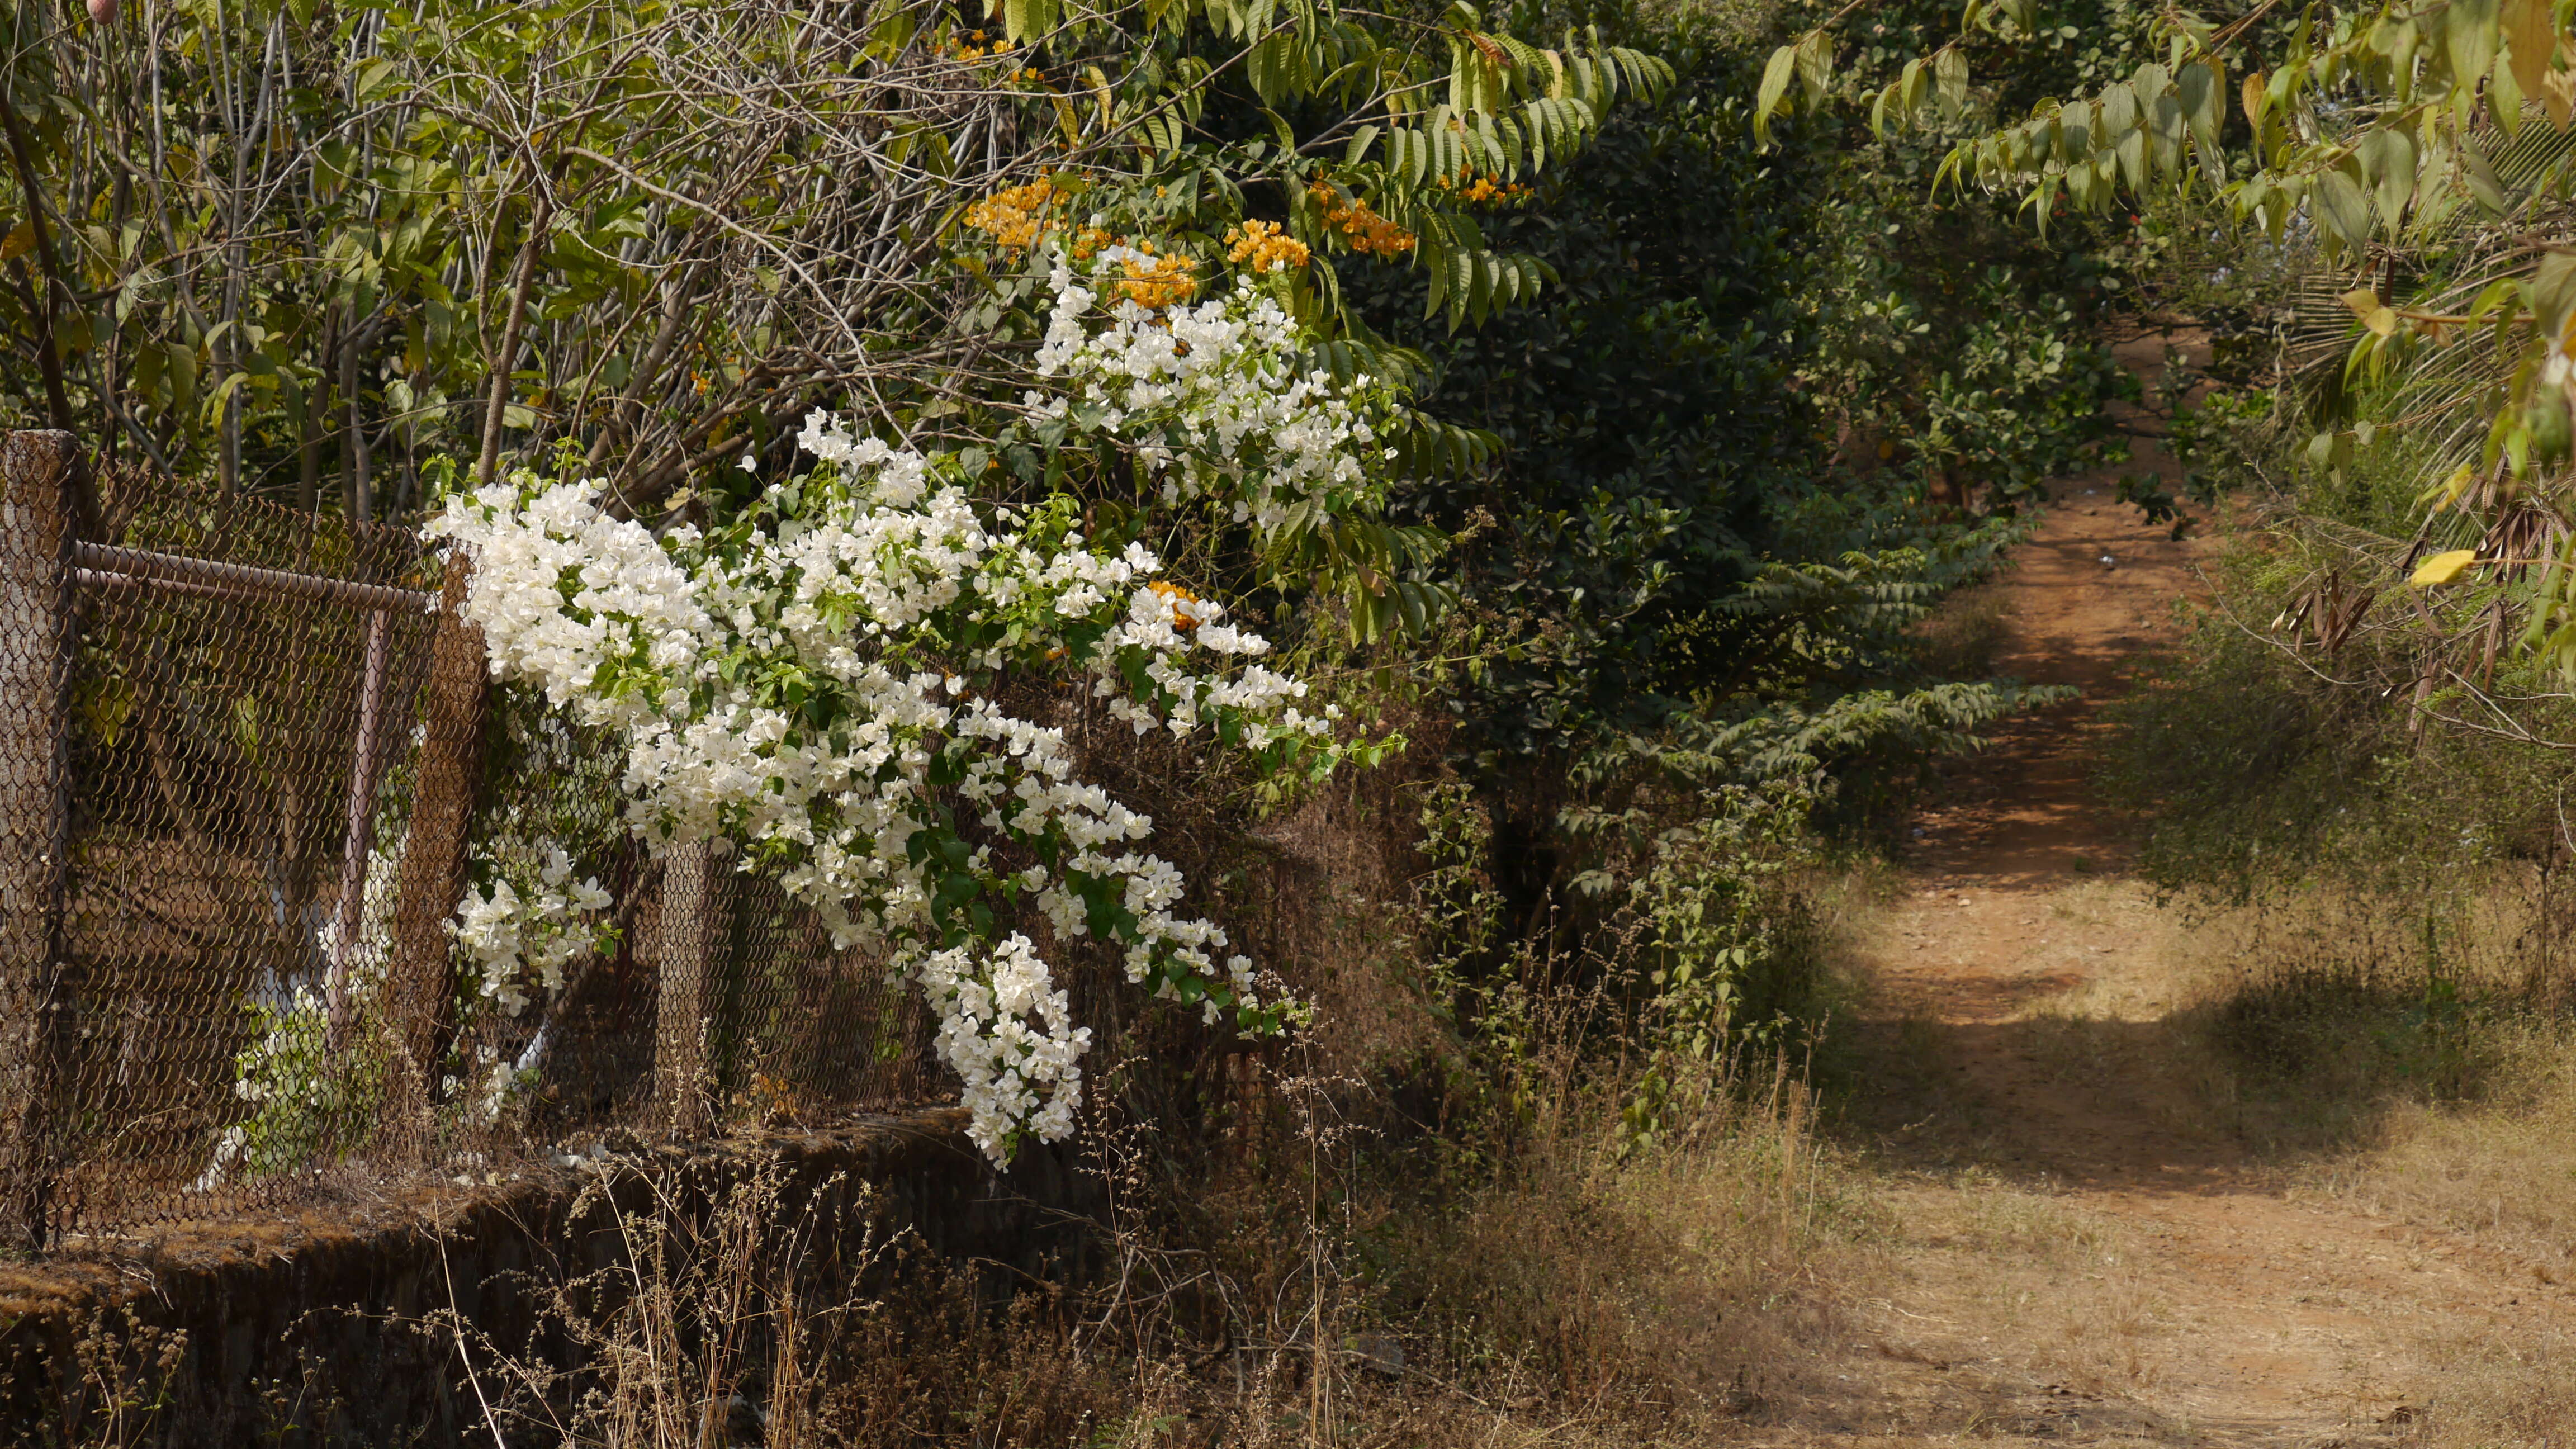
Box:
left=960, top=182, right=1114, bottom=262
left=1308, top=183, right=1415, bottom=255
left=1106, top=242, right=1197, bottom=309
left=960, top=181, right=1199, bottom=307
left=941, top=28, right=1016, bottom=58
left=1223, top=219, right=1310, bottom=273
left=963, top=181, right=1057, bottom=249
left=962, top=182, right=1110, bottom=260
left=1440, top=169, right=1531, bottom=205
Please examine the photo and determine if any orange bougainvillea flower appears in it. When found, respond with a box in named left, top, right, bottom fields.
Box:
left=1433, top=167, right=1531, bottom=205
left=941, top=27, right=1016, bottom=58
left=1307, top=182, right=1415, bottom=256
left=963, top=179, right=1057, bottom=251
left=961, top=182, right=1192, bottom=309
left=1224, top=219, right=1310, bottom=273
left=1109, top=248, right=1197, bottom=309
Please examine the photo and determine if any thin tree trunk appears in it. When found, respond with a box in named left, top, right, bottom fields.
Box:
left=476, top=202, right=550, bottom=487
left=342, top=318, right=372, bottom=522
left=0, top=100, right=74, bottom=432
left=299, top=309, right=335, bottom=525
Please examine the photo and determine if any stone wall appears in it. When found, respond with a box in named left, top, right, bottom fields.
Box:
left=0, top=1108, right=1100, bottom=1445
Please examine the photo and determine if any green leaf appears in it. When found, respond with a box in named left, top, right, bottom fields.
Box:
left=2493, top=41, right=2530, bottom=134
left=1753, top=41, right=1798, bottom=146
left=2531, top=250, right=2576, bottom=343
left=2357, top=126, right=2417, bottom=231
left=2341, top=286, right=2399, bottom=336
left=2314, top=165, right=2373, bottom=247
left=2459, top=141, right=2509, bottom=211
left=2177, top=60, right=2226, bottom=174
left=2054, top=100, right=2094, bottom=164
left=2445, top=0, right=2501, bottom=93
left=2114, top=117, right=2147, bottom=190
left=1793, top=30, right=1833, bottom=112
left=1934, top=46, right=1969, bottom=122
left=863, top=8, right=917, bottom=62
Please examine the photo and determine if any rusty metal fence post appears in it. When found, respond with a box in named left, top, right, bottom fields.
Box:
left=382, top=559, right=490, bottom=1152
left=0, top=432, right=76, bottom=1249
left=656, top=839, right=721, bottom=1139
left=323, top=607, right=393, bottom=1047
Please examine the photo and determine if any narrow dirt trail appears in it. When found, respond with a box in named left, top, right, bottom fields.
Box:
left=1750, top=332, right=2576, bottom=1446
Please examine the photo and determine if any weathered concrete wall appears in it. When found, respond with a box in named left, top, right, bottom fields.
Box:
left=0, top=1107, right=1102, bottom=1445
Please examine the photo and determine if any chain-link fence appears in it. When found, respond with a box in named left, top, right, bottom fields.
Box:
left=0, top=433, right=934, bottom=1249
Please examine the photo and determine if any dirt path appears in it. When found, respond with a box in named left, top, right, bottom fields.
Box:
left=1746, top=331, right=2576, bottom=1445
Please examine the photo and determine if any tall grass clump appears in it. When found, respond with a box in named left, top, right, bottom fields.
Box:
left=2109, top=525, right=2576, bottom=1136
left=1279, top=772, right=1857, bottom=1436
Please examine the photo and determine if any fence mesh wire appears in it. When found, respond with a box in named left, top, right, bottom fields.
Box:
left=0, top=435, right=933, bottom=1247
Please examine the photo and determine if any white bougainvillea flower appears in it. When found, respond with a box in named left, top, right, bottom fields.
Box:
left=423, top=256, right=1385, bottom=1160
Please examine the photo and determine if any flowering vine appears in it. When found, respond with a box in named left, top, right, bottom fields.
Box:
left=1027, top=261, right=1391, bottom=533
left=452, top=839, right=617, bottom=1017
left=429, top=253, right=1396, bottom=1159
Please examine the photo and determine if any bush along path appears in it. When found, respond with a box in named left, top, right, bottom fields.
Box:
left=1776, top=326, right=2576, bottom=1445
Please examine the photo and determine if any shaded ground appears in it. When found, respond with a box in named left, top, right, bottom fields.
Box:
left=1729, top=328, right=2576, bottom=1445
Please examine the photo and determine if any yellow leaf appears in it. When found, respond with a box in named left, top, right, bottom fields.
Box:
left=2504, top=0, right=2556, bottom=107
left=1085, top=64, right=1114, bottom=132
left=2421, top=461, right=2476, bottom=512
left=2342, top=286, right=2399, bottom=336
left=0, top=221, right=34, bottom=264
left=2411, top=548, right=2480, bottom=586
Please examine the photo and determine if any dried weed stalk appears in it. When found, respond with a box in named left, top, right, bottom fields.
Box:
left=427, top=1153, right=882, bottom=1446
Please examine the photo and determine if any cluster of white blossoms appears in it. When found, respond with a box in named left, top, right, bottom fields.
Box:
left=426, top=259, right=1385, bottom=1159
left=1030, top=258, right=1389, bottom=534
left=916, top=933, right=1090, bottom=1155
left=449, top=842, right=615, bottom=1017
left=436, top=482, right=712, bottom=727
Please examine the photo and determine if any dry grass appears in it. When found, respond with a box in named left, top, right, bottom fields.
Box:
left=1161, top=1049, right=1862, bottom=1447
left=1835, top=1168, right=2178, bottom=1407
left=2146, top=876, right=2576, bottom=1446
left=1408, top=1071, right=1848, bottom=1415
left=2114, top=874, right=2566, bottom=1155
left=349, top=1033, right=1863, bottom=1449
left=2338, top=1024, right=2576, bottom=1262
left=1778, top=858, right=2576, bottom=1441
left=2297, top=1022, right=2576, bottom=1447
left=2396, top=1313, right=2576, bottom=1448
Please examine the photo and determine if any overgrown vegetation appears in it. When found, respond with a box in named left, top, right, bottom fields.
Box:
left=0, top=0, right=2237, bottom=1438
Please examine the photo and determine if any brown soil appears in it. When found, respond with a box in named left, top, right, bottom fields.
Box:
left=1743, top=329, right=2576, bottom=1445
